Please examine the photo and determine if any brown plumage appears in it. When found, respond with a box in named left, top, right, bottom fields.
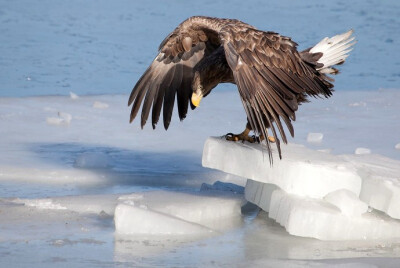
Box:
left=128, top=16, right=355, bottom=162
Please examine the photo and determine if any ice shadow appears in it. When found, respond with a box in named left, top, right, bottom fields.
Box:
left=29, top=142, right=223, bottom=190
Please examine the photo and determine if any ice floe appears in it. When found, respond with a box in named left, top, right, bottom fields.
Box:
left=92, top=101, right=109, bottom=109
left=203, top=137, right=400, bottom=240
left=46, top=112, right=72, bottom=126
left=307, top=132, right=324, bottom=143
left=115, top=189, right=245, bottom=235
left=203, top=137, right=362, bottom=198
left=355, top=147, right=371, bottom=155
left=69, top=92, right=79, bottom=100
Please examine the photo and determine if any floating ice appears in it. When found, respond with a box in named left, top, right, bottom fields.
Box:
left=349, top=101, right=367, bottom=107
left=317, top=148, right=332, bottom=153
left=395, top=143, right=400, bottom=150
left=355, top=147, right=371, bottom=155
left=203, top=137, right=362, bottom=198
left=93, top=101, right=109, bottom=109
left=307, top=132, right=324, bottom=143
left=115, top=204, right=212, bottom=235
left=204, top=137, right=400, bottom=240
left=115, top=190, right=244, bottom=235
left=13, top=194, right=119, bottom=215
left=324, top=189, right=368, bottom=217
left=16, top=198, right=67, bottom=210
left=69, top=92, right=79, bottom=99
left=46, top=117, right=64, bottom=125
left=244, top=180, right=278, bottom=212
left=343, top=154, right=400, bottom=220
left=246, top=181, right=400, bottom=240
left=46, top=112, right=72, bottom=126
left=268, top=189, right=400, bottom=240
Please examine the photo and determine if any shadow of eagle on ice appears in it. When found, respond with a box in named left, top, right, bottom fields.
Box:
left=128, top=16, right=355, bottom=163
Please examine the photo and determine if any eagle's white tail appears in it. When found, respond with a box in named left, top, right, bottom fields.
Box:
left=310, top=30, right=356, bottom=74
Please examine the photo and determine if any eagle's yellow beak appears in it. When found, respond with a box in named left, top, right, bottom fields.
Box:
left=191, top=92, right=203, bottom=107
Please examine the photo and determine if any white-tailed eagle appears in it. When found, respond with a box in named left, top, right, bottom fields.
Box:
left=128, top=16, right=355, bottom=162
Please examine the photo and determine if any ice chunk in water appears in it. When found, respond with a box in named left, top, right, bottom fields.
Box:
left=269, top=189, right=400, bottom=240
left=115, top=204, right=212, bottom=235
left=307, top=132, right=324, bottom=143
left=244, top=180, right=278, bottom=212
left=355, top=147, right=371, bottom=155
left=343, top=154, right=400, bottom=220
left=46, top=112, right=72, bottom=126
left=69, top=92, right=79, bottom=99
left=203, top=137, right=361, bottom=198
left=93, top=101, right=109, bottom=109
left=324, top=189, right=368, bottom=217
left=115, top=191, right=244, bottom=235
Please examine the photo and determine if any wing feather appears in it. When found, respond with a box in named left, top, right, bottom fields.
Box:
left=163, top=63, right=182, bottom=129
left=220, top=25, right=334, bottom=160
left=129, top=23, right=218, bottom=129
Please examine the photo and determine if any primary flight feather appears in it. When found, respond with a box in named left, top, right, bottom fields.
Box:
left=128, top=16, right=355, bottom=162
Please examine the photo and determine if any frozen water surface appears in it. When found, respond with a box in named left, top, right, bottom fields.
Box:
left=1, top=90, right=400, bottom=267
left=1, top=0, right=400, bottom=267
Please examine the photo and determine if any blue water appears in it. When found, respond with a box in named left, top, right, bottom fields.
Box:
left=0, top=0, right=399, bottom=97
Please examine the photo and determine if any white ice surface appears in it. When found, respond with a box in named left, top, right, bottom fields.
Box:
left=343, top=154, right=400, bottom=220
left=1, top=90, right=400, bottom=266
left=355, top=147, right=372, bottom=155
left=324, top=189, right=368, bottom=217
left=115, top=203, right=213, bottom=235
left=245, top=180, right=400, bottom=240
left=92, top=101, right=109, bottom=109
left=269, top=189, right=400, bottom=240
left=204, top=136, right=400, bottom=219
left=115, top=190, right=244, bottom=235
left=203, top=137, right=362, bottom=198
left=307, top=132, right=324, bottom=143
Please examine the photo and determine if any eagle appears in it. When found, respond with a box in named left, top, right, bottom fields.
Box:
left=128, top=16, right=355, bottom=162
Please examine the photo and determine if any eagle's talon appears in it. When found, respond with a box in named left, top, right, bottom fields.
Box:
left=225, top=132, right=257, bottom=143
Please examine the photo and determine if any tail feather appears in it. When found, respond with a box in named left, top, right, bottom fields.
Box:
left=310, top=30, right=356, bottom=74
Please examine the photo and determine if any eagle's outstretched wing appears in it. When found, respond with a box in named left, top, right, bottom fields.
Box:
left=128, top=20, right=221, bottom=130
left=220, top=25, right=333, bottom=160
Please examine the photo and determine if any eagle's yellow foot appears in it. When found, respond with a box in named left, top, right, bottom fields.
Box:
left=257, top=135, right=276, bottom=143
left=224, top=126, right=277, bottom=144
left=225, top=132, right=276, bottom=144
left=225, top=127, right=257, bottom=143
left=225, top=132, right=257, bottom=143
